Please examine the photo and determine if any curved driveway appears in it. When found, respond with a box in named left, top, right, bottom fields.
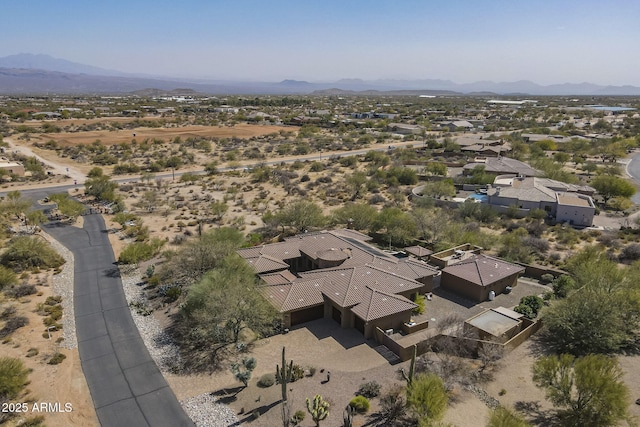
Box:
left=43, top=211, right=193, bottom=426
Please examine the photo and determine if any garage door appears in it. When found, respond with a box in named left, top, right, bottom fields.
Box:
left=290, top=304, right=324, bottom=326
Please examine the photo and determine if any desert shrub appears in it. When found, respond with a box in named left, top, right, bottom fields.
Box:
left=26, top=348, right=39, bottom=358
left=44, top=305, right=63, bottom=321
left=291, top=364, right=305, bottom=382
left=0, top=316, right=29, bottom=338
left=0, top=357, right=30, bottom=399
left=0, top=237, right=65, bottom=272
left=4, top=284, right=37, bottom=298
left=357, top=381, right=381, bottom=398
left=159, top=284, right=182, bottom=302
left=514, top=295, right=544, bottom=319
left=539, top=274, right=555, bottom=285
left=0, top=306, right=16, bottom=320
left=44, top=295, right=62, bottom=306
left=620, top=243, right=640, bottom=261
left=552, top=275, right=576, bottom=299
left=0, top=266, right=18, bottom=290
left=291, top=410, right=305, bottom=425
left=257, top=373, right=276, bottom=388
left=307, top=366, right=316, bottom=377
left=349, top=395, right=370, bottom=413
left=118, top=239, right=165, bottom=264
left=18, top=415, right=45, bottom=427
left=378, top=384, right=406, bottom=424
left=48, top=352, right=66, bottom=365
left=412, top=294, right=425, bottom=315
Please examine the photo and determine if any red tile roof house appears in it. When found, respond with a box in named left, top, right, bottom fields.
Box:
left=237, top=230, right=440, bottom=338
left=440, top=254, right=525, bottom=302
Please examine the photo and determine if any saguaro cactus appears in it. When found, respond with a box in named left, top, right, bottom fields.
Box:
left=276, top=347, right=294, bottom=402
left=343, top=405, right=355, bottom=427
left=306, top=394, right=330, bottom=427
left=401, top=344, right=417, bottom=385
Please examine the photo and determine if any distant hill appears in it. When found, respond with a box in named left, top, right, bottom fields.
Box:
left=2, top=53, right=640, bottom=96
left=0, top=53, right=131, bottom=77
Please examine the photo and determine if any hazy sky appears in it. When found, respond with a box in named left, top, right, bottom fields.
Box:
left=3, top=0, right=639, bottom=85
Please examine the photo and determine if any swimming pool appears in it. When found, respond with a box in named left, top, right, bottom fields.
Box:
left=467, top=193, right=488, bottom=203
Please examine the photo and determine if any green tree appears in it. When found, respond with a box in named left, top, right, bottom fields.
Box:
left=487, top=407, right=531, bottom=427
left=25, top=209, right=47, bottom=231
left=176, top=255, right=277, bottom=370
left=49, top=193, right=86, bottom=220
left=424, top=162, right=447, bottom=176
left=274, top=200, right=325, bottom=233
left=346, top=171, right=368, bottom=200
left=406, top=373, right=448, bottom=426
left=331, top=203, right=378, bottom=231
left=159, top=227, right=245, bottom=285
left=87, top=166, right=104, bottom=178
left=372, top=207, right=418, bottom=247
left=0, top=190, right=31, bottom=219
left=420, top=181, right=456, bottom=199
left=532, top=354, right=632, bottom=427
left=85, top=174, right=118, bottom=202
left=591, top=175, right=636, bottom=203
left=209, top=200, right=229, bottom=222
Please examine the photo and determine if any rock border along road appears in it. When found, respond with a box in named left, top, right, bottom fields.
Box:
left=39, top=204, right=193, bottom=427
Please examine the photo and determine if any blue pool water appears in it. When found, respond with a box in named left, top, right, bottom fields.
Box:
left=468, top=194, right=488, bottom=203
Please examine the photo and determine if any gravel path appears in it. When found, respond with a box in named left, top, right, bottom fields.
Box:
left=44, top=231, right=78, bottom=349
left=119, top=268, right=239, bottom=427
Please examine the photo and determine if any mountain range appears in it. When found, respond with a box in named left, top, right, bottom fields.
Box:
left=1, top=53, right=640, bottom=96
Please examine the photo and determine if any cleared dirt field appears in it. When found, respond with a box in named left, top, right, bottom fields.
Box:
left=27, top=123, right=296, bottom=147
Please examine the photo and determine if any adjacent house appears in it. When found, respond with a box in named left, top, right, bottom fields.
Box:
left=487, top=176, right=596, bottom=227
left=0, top=158, right=25, bottom=177
left=238, top=230, right=441, bottom=337
left=440, top=254, right=525, bottom=302
left=462, top=157, right=542, bottom=177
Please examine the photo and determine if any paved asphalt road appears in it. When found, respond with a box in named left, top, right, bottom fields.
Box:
left=626, top=153, right=640, bottom=204
left=17, top=188, right=194, bottom=426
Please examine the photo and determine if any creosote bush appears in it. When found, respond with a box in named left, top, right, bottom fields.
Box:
left=348, top=395, right=370, bottom=413
left=257, top=373, right=275, bottom=388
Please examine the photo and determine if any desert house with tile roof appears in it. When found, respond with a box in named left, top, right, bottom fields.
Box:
left=440, top=254, right=525, bottom=302
left=487, top=176, right=596, bottom=227
left=237, top=230, right=440, bottom=338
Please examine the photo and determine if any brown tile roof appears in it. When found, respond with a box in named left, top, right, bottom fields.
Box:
left=442, top=254, right=524, bottom=287
left=351, top=288, right=416, bottom=321
left=243, top=254, right=290, bottom=274
left=299, top=264, right=424, bottom=308
left=243, top=230, right=429, bottom=320
left=259, top=277, right=326, bottom=312
left=370, top=257, right=440, bottom=281
left=259, top=270, right=297, bottom=285
left=404, top=246, right=433, bottom=257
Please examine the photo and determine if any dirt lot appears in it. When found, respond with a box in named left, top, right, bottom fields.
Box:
left=25, top=123, right=293, bottom=147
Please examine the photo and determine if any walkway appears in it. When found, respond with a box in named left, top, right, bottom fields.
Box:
left=44, top=213, right=193, bottom=427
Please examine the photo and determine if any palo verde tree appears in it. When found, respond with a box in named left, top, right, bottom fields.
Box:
left=174, top=255, right=278, bottom=371
left=532, top=354, right=632, bottom=427
left=406, top=373, right=448, bottom=426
